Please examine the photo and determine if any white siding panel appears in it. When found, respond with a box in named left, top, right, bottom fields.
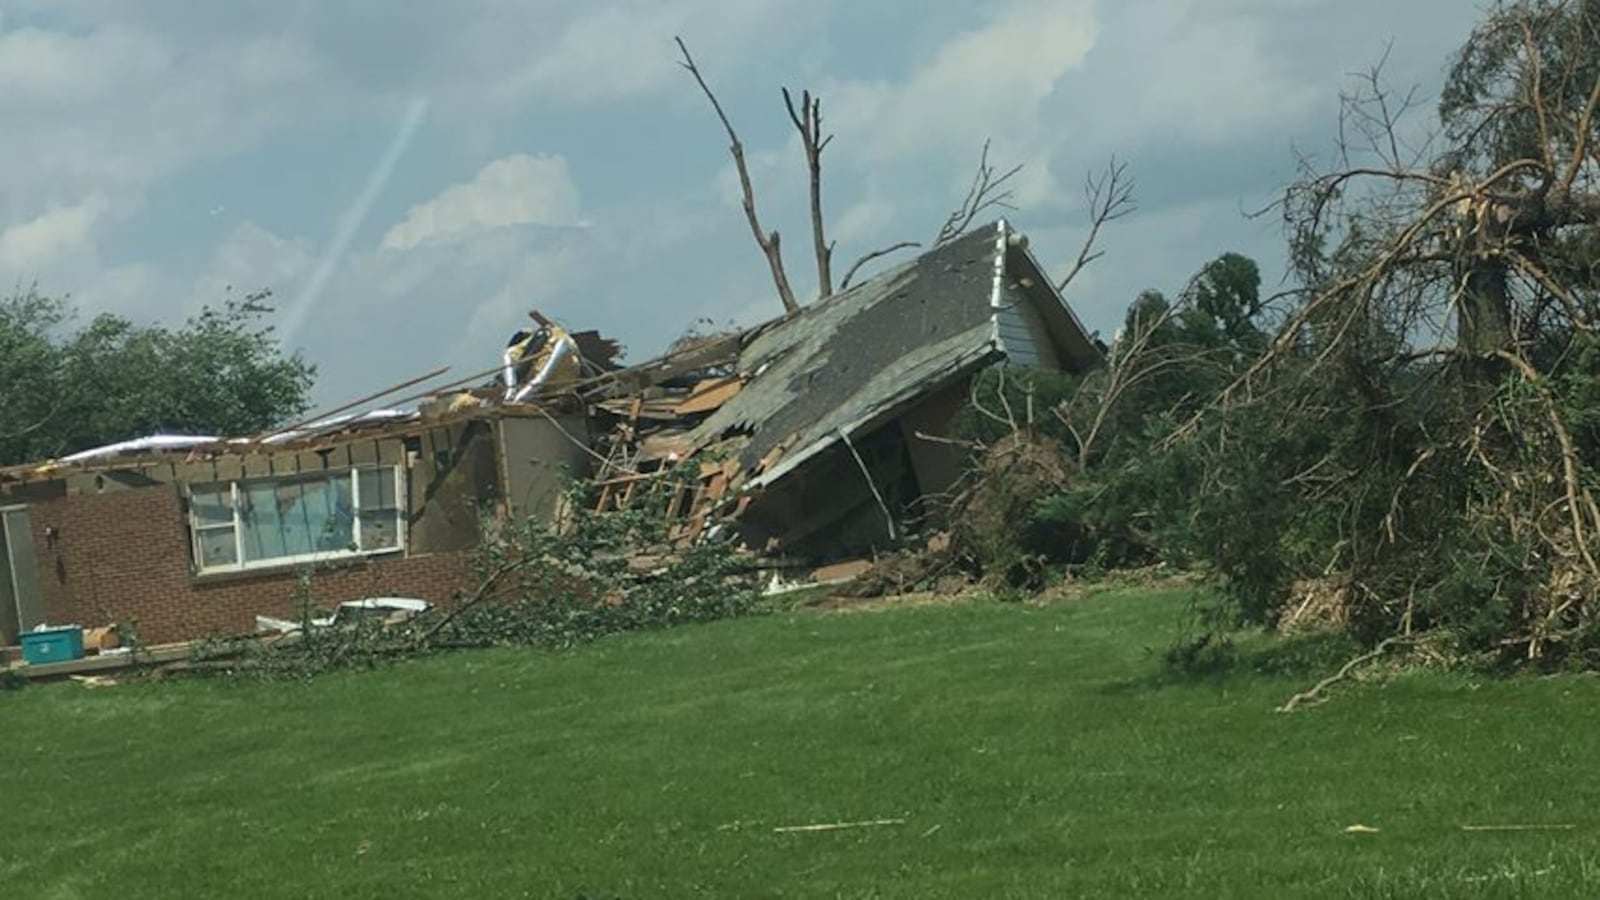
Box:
left=994, top=284, right=1061, bottom=368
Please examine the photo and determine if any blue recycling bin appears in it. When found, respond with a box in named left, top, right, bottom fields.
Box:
left=20, top=627, right=85, bottom=665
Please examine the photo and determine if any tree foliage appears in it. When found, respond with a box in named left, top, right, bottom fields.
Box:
left=0, top=289, right=315, bottom=467
left=949, top=252, right=1271, bottom=584
left=1079, top=0, right=1600, bottom=667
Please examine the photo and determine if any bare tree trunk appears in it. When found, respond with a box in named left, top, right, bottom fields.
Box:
left=677, top=37, right=800, bottom=315
left=784, top=88, right=834, bottom=298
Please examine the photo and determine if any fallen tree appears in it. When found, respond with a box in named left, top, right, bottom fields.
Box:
left=1152, top=0, right=1600, bottom=667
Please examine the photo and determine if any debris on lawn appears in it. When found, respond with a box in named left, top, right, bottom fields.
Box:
left=771, top=818, right=908, bottom=834
left=253, top=597, right=432, bottom=635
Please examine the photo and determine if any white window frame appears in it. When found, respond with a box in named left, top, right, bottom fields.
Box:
left=188, top=466, right=406, bottom=574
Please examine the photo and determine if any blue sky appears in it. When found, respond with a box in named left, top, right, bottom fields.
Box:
left=0, top=0, right=1483, bottom=406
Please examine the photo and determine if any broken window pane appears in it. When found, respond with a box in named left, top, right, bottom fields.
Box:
left=238, top=473, right=354, bottom=562
left=190, top=487, right=233, bottom=527
left=189, top=467, right=399, bottom=571
left=357, top=468, right=396, bottom=510
left=359, top=516, right=399, bottom=550
left=196, top=527, right=238, bottom=567
left=356, top=468, right=402, bottom=551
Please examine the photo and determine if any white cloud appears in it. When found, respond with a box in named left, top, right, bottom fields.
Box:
left=0, top=21, right=326, bottom=227
left=497, top=0, right=832, bottom=105
left=380, top=154, right=583, bottom=251
left=192, top=223, right=317, bottom=311
left=0, top=195, right=109, bottom=274
left=831, top=195, right=896, bottom=248
left=840, top=0, right=1097, bottom=166
left=1079, top=0, right=1323, bottom=149
left=0, top=26, right=170, bottom=108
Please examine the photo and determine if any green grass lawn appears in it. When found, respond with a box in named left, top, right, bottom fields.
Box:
left=5, top=588, right=1600, bottom=899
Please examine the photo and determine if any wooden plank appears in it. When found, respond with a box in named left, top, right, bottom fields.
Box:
left=15, top=643, right=193, bottom=679
left=674, top=377, right=742, bottom=415
left=754, top=444, right=787, bottom=475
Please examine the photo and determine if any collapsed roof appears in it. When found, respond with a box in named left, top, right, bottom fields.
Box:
left=676, top=220, right=1101, bottom=487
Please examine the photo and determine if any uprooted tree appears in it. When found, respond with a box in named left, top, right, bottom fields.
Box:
left=1133, top=0, right=1600, bottom=667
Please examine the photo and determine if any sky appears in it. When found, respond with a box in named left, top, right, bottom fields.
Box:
left=0, top=0, right=1486, bottom=408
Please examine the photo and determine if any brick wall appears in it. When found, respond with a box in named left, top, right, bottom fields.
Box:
left=25, top=484, right=471, bottom=645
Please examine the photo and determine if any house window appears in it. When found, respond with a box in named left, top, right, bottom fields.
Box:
left=187, top=467, right=405, bottom=573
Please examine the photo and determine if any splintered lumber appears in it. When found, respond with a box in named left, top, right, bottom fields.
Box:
left=581, top=333, right=743, bottom=400
left=637, top=433, right=692, bottom=463
left=675, top=376, right=743, bottom=415
left=596, top=397, right=688, bottom=422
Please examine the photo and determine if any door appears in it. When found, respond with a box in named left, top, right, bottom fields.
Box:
left=0, top=506, right=44, bottom=645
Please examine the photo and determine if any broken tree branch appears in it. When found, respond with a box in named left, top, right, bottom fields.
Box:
left=677, top=36, right=800, bottom=315
left=1277, top=636, right=1411, bottom=713
left=936, top=140, right=1023, bottom=246
left=839, top=241, right=922, bottom=291
left=1056, top=158, right=1137, bottom=293
left=783, top=87, right=834, bottom=298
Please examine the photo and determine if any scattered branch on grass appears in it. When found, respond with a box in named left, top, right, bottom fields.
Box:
left=1277, top=636, right=1411, bottom=713
left=677, top=37, right=799, bottom=315
left=772, top=818, right=907, bottom=834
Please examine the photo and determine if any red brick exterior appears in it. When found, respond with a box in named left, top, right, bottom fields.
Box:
left=23, top=484, right=471, bottom=645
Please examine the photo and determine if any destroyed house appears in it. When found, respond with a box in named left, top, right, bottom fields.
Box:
left=580, top=220, right=1103, bottom=558
left=0, top=219, right=1100, bottom=649
left=0, top=406, right=591, bottom=646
